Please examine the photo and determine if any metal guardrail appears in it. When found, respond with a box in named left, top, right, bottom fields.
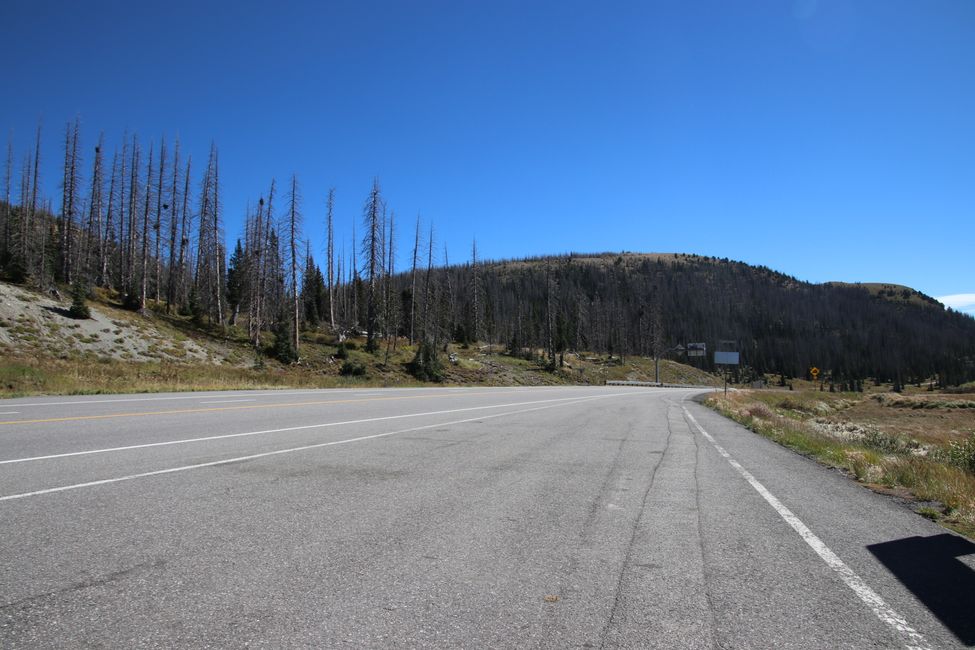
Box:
left=605, top=380, right=714, bottom=389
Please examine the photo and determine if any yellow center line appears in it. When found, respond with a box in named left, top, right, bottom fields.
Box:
left=0, top=390, right=528, bottom=426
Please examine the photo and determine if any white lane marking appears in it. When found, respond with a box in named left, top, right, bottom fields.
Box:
left=0, top=412, right=19, bottom=415
left=0, top=393, right=632, bottom=465
left=198, top=399, right=256, bottom=404
left=682, top=406, right=932, bottom=650
left=0, top=393, right=632, bottom=502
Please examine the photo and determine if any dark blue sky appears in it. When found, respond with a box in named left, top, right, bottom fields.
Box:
left=2, top=0, right=973, bottom=308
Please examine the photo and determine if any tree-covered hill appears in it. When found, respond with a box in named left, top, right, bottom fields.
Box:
left=436, top=252, right=975, bottom=386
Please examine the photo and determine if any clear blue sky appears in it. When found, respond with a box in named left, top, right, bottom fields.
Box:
left=2, top=0, right=973, bottom=309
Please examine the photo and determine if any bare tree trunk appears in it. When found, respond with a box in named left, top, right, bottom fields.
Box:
left=166, top=141, right=180, bottom=310
left=176, top=157, right=191, bottom=311
left=28, top=125, right=42, bottom=285
left=19, top=154, right=30, bottom=266
left=421, top=224, right=434, bottom=342
left=442, top=243, right=452, bottom=347
left=59, top=124, right=71, bottom=283
left=326, top=187, right=335, bottom=330
left=335, top=243, right=349, bottom=324
left=126, top=136, right=140, bottom=294
left=351, top=223, right=358, bottom=330
left=362, top=178, right=382, bottom=352
left=139, top=144, right=154, bottom=310
left=384, top=210, right=396, bottom=364
left=154, top=138, right=166, bottom=303
left=57, top=121, right=79, bottom=285
left=116, top=136, right=128, bottom=287
left=248, top=197, right=264, bottom=345
left=86, top=134, right=105, bottom=283
left=288, top=174, right=301, bottom=358
left=102, top=151, right=118, bottom=287
left=212, top=147, right=223, bottom=325
left=410, top=214, right=420, bottom=345
left=1, top=138, right=11, bottom=263
left=472, top=238, right=480, bottom=342
left=252, top=181, right=276, bottom=345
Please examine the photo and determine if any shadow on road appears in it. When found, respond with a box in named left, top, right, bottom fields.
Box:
left=867, top=533, right=975, bottom=646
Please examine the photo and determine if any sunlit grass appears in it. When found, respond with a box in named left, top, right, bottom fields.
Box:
left=707, top=390, right=975, bottom=539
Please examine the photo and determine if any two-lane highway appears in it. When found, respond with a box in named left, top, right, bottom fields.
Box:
left=0, top=386, right=971, bottom=648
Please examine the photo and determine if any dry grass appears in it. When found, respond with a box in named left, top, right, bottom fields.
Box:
left=706, top=389, right=975, bottom=539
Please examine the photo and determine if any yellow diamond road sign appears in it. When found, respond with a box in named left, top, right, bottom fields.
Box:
left=810, top=367, right=820, bottom=378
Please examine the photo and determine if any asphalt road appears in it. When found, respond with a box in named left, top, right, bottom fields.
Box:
left=0, top=386, right=972, bottom=648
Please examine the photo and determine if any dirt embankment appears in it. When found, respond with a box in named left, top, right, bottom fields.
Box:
left=0, top=283, right=215, bottom=363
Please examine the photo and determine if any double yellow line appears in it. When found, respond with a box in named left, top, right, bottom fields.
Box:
left=0, top=390, right=527, bottom=426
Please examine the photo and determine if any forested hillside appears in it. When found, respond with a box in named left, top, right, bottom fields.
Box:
left=2, top=123, right=973, bottom=388
left=450, top=253, right=975, bottom=386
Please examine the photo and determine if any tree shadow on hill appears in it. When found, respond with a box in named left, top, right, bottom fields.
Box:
left=41, top=305, right=75, bottom=319
left=867, top=533, right=975, bottom=645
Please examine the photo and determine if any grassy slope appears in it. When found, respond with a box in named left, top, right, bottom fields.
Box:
left=0, top=282, right=719, bottom=397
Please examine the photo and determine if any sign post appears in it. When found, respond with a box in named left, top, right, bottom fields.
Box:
left=714, top=341, right=740, bottom=395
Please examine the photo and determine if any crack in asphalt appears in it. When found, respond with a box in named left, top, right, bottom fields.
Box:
left=597, top=400, right=675, bottom=649
left=687, top=401, right=721, bottom=650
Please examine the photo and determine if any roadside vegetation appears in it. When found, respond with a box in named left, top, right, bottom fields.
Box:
left=0, top=281, right=718, bottom=397
left=705, top=384, right=975, bottom=538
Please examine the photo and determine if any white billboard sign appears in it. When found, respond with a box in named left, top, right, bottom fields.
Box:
left=714, top=351, right=740, bottom=365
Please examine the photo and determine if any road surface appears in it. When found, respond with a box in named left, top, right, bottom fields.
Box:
left=0, top=386, right=971, bottom=648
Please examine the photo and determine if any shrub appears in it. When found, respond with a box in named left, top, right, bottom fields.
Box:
left=67, top=279, right=91, bottom=319
left=936, top=434, right=975, bottom=474
left=340, top=361, right=366, bottom=377
left=271, top=313, right=298, bottom=364
left=334, top=342, right=349, bottom=359
left=860, top=430, right=920, bottom=454
left=409, top=339, right=444, bottom=382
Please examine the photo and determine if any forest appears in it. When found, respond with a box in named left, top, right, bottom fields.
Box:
left=2, top=122, right=974, bottom=387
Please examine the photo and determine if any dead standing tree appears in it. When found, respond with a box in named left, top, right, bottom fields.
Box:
left=1, top=138, right=12, bottom=265
left=153, top=138, right=167, bottom=302
left=174, top=156, right=192, bottom=311
left=362, top=178, right=383, bottom=352
left=59, top=122, right=77, bottom=284
left=194, top=145, right=223, bottom=324
left=165, top=141, right=181, bottom=310
left=383, top=210, right=397, bottom=365
left=409, top=214, right=420, bottom=345
left=83, top=134, right=104, bottom=284
left=325, top=187, right=336, bottom=330
left=125, top=135, right=140, bottom=292
left=101, top=149, right=117, bottom=287
left=287, top=174, right=302, bottom=358
left=139, top=143, right=154, bottom=310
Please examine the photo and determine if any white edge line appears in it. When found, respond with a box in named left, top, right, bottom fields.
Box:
left=0, top=393, right=633, bottom=502
left=198, top=399, right=256, bottom=404
left=0, top=393, right=635, bottom=465
left=681, top=405, right=932, bottom=650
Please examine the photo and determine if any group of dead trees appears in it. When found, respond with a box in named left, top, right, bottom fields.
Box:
left=0, top=124, right=475, bottom=374
left=0, top=122, right=221, bottom=322
left=1, top=121, right=677, bottom=378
